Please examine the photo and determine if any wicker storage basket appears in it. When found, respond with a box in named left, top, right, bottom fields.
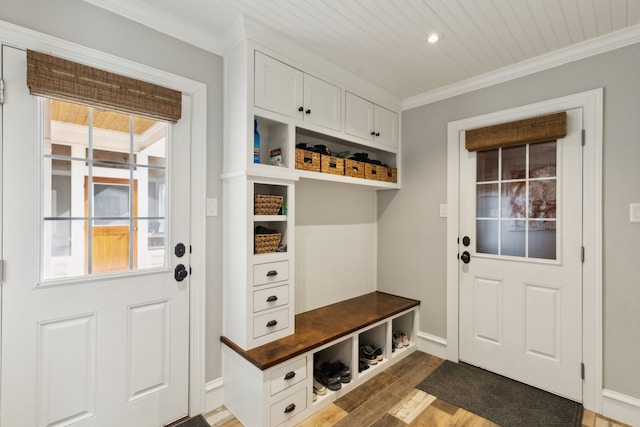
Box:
left=254, top=233, right=282, bottom=254
left=320, top=155, right=345, bottom=176
left=344, top=159, right=365, bottom=179
left=295, top=149, right=321, bottom=172
left=254, top=194, right=283, bottom=215
left=364, top=163, right=385, bottom=181
left=381, top=167, right=398, bottom=183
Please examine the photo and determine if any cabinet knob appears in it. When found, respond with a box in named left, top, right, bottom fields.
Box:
left=284, top=371, right=296, bottom=380
left=370, top=131, right=376, bottom=136
left=266, top=295, right=278, bottom=302
left=266, top=320, right=278, bottom=327
left=298, top=106, right=304, bottom=112
left=305, top=109, right=311, bottom=114
left=284, top=403, right=296, bottom=413
left=266, top=270, right=278, bottom=277
left=375, top=132, right=380, bottom=137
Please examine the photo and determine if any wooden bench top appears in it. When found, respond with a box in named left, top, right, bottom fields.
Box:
left=221, top=291, right=420, bottom=370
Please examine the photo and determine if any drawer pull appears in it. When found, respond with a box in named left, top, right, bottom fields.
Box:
left=266, top=320, right=278, bottom=327
left=284, top=371, right=296, bottom=380
left=284, top=403, right=296, bottom=413
left=266, top=295, right=278, bottom=302
left=266, top=270, right=278, bottom=277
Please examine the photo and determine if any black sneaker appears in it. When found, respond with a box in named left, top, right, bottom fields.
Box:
left=359, top=345, right=378, bottom=365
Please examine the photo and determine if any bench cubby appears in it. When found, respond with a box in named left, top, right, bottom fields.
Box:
left=221, top=291, right=419, bottom=427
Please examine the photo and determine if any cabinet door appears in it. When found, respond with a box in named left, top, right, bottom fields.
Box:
left=345, top=92, right=374, bottom=141
left=255, top=52, right=303, bottom=119
left=303, top=74, right=341, bottom=131
left=374, top=105, right=399, bottom=150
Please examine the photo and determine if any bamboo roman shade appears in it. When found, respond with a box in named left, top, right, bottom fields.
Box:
left=26, top=50, right=181, bottom=123
left=465, top=112, right=567, bottom=152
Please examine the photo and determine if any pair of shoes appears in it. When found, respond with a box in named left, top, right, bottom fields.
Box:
left=359, top=344, right=382, bottom=365
left=313, top=377, right=326, bottom=396
left=329, top=360, right=351, bottom=383
left=358, top=360, right=370, bottom=372
left=315, top=368, right=341, bottom=391
left=393, top=331, right=410, bottom=347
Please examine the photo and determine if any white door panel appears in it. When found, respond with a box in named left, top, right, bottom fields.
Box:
left=1, top=45, right=190, bottom=426
left=459, top=108, right=583, bottom=401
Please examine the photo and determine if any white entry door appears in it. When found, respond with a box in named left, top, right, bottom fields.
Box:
left=459, top=108, right=583, bottom=401
left=0, top=45, right=191, bottom=426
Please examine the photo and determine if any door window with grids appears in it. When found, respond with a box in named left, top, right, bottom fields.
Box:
left=42, top=99, right=168, bottom=280
left=476, top=141, right=557, bottom=260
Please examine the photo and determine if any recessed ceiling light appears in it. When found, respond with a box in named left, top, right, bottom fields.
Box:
left=427, top=32, right=443, bottom=44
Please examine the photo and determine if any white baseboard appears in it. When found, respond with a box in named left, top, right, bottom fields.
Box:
left=602, top=389, right=640, bottom=427
left=416, top=331, right=448, bottom=359
left=205, top=378, right=224, bottom=413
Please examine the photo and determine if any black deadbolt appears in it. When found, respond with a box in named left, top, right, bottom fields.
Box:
left=462, top=236, right=471, bottom=247
left=460, top=251, right=471, bottom=264
left=175, top=243, right=186, bottom=258
left=174, top=264, right=188, bottom=281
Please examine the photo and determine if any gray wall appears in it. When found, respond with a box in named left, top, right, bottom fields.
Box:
left=0, top=0, right=225, bottom=381
left=379, top=42, right=640, bottom=398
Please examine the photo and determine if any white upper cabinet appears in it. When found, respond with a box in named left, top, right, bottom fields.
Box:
left=255, top=51, right=304, bottom=120
left=302, top=74, right=341, bottom=131
left=255, top=51, right=341, bottom=132
left=345, top=92, right=399, bottom=151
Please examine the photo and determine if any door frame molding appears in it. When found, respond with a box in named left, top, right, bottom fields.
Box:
left=0, top=22, right=208, bottom=415
left=446, top=89, right=603, bottom=412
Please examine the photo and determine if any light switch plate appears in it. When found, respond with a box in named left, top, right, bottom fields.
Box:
left=440, top=204, right=448, bottom=218
left=207, top=198, right=218, bottom=217
left=630, top=203, right=640, bottom=223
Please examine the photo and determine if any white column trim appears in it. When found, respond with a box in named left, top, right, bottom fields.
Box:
left=416, top=331, right=448, bottom=360
left=446, top=89, right=603, bottom=412
left=0, top=19, right=209, bottom=417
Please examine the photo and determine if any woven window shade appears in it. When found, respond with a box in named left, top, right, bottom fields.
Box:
left=27, top=50, right=181, bottom=123
left=465, top=112, right=567, bottom=152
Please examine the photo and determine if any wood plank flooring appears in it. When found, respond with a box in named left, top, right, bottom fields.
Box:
left=204, top=351, right=631, bottom=427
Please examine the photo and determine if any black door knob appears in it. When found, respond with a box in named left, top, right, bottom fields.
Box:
left=460, top=251, right=471, bottom=264
left=174, top=243, right=186, bottom=257
left=174, top=264, right=188, bottom=281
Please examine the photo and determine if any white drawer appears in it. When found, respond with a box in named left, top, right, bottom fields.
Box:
left=253, top=308, right=289, bottom=338
left=253, top=260, right=289, bottom=286
left=270, top=356, right=307, bottom=396
left=254, top=284, right=289, bottom=313
left=270, top=387, right=307, bottom=427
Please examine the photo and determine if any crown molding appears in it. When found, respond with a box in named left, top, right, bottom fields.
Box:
left=402, top=23, right=640, bottom=111
left=82, top=0, right=226, bottom=55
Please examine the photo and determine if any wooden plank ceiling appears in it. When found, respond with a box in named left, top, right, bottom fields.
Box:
left=83, top=0, right=640, bottom=100
left=51, top=100, right=157, bottom=135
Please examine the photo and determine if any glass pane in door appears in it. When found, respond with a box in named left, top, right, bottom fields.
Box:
left=475, top=142, right=558, bottom=260
left=41, top=99, right=168, bottom=281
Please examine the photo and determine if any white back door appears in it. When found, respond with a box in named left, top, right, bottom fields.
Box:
left=459, top=108, right=583, bottom=401
left=1, top=45, right=191, bottom=426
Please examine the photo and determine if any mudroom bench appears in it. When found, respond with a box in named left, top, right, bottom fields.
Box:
left=221, top=291, right=420, bottom=427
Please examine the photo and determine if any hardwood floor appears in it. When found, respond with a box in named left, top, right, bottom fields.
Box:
left=204, top=351, right=631, bottom=427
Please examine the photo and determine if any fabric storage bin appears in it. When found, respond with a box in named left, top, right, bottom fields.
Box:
left=344, top=159, right=365, bottom=179
left=320, top=155, right=344, bottom=176
left=295, top=149, right=320, bottom=172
